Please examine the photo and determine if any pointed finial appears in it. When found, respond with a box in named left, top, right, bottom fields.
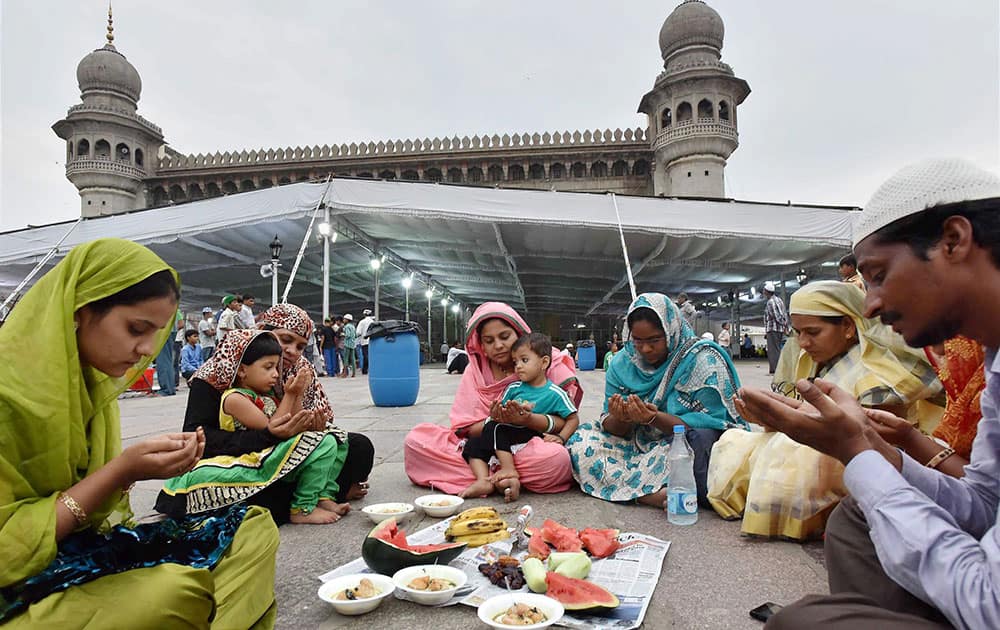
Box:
left=106, top=2, right=115, bottom=45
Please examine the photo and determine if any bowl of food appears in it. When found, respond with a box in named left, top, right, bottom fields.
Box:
left=361, top=502, right=414, bottom=524
left=317, top=573, right=395, bottom=616
left=477, top=593, right=563, bottom=628
left=392, top=564, right=469, bottom=605
left=414, top=494, right=465, bottom=518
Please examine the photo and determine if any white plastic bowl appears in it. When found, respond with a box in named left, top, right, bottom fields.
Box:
left=392, top=564, right=469, bottom=605
left=414, top=494, right=465, bottom=518
left=317, top=573, right=395, bottom=616
left=477, top=593, right=564, bottom=629
left=361, top=502, right=414, bottom=524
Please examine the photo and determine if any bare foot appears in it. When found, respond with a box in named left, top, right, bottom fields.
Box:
left=496, top=477, right=521, bottom=503
left=290, top=507, right=341, bottom=524
left=459, top=478, right=496, bottom=498
left=346, top=482, right=369, bottom=501
left=491, top=468, right=518, bottom=483
left=637, top=488, right=667, bottom=509
left=318, top=499, right=351, bottom=515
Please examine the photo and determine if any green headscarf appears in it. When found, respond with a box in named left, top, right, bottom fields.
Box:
left=0, top=238, right=179, bottom=588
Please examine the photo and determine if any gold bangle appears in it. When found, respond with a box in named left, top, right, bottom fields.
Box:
left=58, top=492, right=88, bottom=526
left=642, top=412, right=657, bottom=425
left=925, top=447, right=956, bottom=470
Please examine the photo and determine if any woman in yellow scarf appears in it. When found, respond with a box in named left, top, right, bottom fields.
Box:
left=0, top=239, right=278, bottom=628
left=707, top=280, right=944, bottom=540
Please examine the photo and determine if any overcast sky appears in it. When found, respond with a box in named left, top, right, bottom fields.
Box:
left=1, top=0, right=997, bottom=231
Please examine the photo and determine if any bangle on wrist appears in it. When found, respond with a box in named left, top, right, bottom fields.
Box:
left=59, top=492, right=88, bottom=527
left=553, top=434, right=565, bottom=444
left=544, top=414, right=555, bottom=433
left=642, top=412, right=657, bottom=425
left=925, top=446, right=956, bottom=469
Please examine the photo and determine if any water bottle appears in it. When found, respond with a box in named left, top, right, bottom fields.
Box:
left=666, top=425, right=698, bottom=525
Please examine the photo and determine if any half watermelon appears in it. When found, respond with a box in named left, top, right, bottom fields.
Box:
left=361, top=517, right=467, bottom=574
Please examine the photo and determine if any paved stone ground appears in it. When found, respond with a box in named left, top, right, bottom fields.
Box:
left=123, top=359, right=827, bottom=629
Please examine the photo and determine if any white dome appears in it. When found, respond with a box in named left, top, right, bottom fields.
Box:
left=658, top=0, right=725, bottom=60
left=76, top=44, right=142, bottom=103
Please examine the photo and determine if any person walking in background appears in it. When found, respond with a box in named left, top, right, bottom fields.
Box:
left=320, top=318, right=337, bottom=377
left=838, top=254, right=867, bottom=292
left=676, top=293, right=698, bottom=330
left=334, top=316, right=346, bottom=377
left=440, top=340, right=450, bottom=364
left=198, top=307, right=216, bottom=360
left=218, top=295, right=243, bottom=340
left=763, top=281, right=788, bottom=375
left=741, top=333, right=754, bottom=359
left=238, top=294, right=259, bottom=329
left=155, top=326, right=177, bottom=396
left=172, top=312, right=186, bottom=388
left=356, top=309, right=375, bottom=374
left=718, top=322, right=732, bottom=358
left=602, top=341, right=619, bottom=370
left=342, top=313, right=357, bottom=377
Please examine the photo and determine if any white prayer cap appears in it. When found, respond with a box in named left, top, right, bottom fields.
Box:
left=701, top=332, right=715, bottom=341
left=763, top=281, right=776, bottom=293
left=853, top=158, right=1000, bottom=247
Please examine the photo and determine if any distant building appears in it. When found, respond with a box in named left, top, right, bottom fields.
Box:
left=53, top=0, right=750, bottom=217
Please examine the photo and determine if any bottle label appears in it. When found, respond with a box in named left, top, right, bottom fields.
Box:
left=668, top=491, right=698, bottom=515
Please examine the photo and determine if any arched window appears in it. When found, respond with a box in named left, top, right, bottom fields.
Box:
left=509, top=165, right=525, bottom=181
left=698, top=99, right=713, bottom=119
left=169, top=184, right=186, bottom=202
left=425, top=168, right=443, bottom=182
left=467, top=167, right=483, bottom=183
left=488, top=165, right=504, bottom=182
left=278, top=176, right=292, bottom=185
left=676, top=102, right=692, bottom=122
left=259, top=178, right=274, bottom=188
left=571, top=162, right=587, bottom=178
left=134, top=148, right=144, bottom=167
left=94, top=139, right=111, bottom=158
left=401, top=170, right=419, bottom=180
left=357, top=172, right=373, bottom=178
left=379, top=170, right=396, bottom=180
left=719, top=100, right=730, bottom=121
left=151, top=186, right=168, bottom=206
left=76, top=138, right=90, bottom=157
left=188, top=183, right=205, bottom=199
left=67, top=141, right=73, bottom=161
left=240, top=180, right=255, bottom=192
left=296, top=174, right=311, bottom=182
left=611, top=160, right=628, bottom=176
left=591, top=161, right=608, bottom=178
left=207, top=182, right=222, bottom=197
left=222, top=181, right=238, bottom=194
left=661, top=108, right=672, bottom=128
left=633, top=159, right=650, bottom=176
left=115, top=143, right=130, bottom=162
left=550, top=163, right=565, bottom=179
left=446, top=168, right=462, bottom=183
left=528, top=164, right=545, bottom=180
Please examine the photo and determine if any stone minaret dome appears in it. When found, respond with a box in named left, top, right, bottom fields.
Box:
left=639, top=0, right=750, bottom=198
left=52, top=6, right=164, bottom=217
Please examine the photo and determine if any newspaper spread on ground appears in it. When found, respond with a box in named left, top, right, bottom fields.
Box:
left=319, top=514, right=670, bottom=629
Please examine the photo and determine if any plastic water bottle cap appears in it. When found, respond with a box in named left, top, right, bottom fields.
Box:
left=673, top=425, right=685, bottom=434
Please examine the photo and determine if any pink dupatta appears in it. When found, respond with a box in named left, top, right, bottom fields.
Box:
left=450, top=302, right=581, bottom=432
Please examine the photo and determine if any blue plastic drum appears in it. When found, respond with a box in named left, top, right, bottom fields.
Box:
left=367, top=321, right=421, bottom=407
left=576, top=341, right=597, bottom=371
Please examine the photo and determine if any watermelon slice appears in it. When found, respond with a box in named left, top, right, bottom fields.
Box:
left=544, top=571, right=620, bottom=612
left=528, top=531, right=551, bottom=559
left=579, top=528, right=621, bottom=558
left=361, top=517, right=466, bottom=574
left=541, top=518, right=583, bottom=552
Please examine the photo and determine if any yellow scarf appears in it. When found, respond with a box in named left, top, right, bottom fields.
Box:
left=0, top=239, right=178, bottom=588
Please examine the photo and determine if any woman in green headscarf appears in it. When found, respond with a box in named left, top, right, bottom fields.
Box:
left=0, top=239, right=279, bottom=628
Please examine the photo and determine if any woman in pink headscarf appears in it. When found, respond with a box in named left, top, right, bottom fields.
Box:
left=404, top=302, right=582, bottom=495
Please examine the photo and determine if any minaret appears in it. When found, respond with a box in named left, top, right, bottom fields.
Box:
left=52, top=5, right=164, bottom=216
left=638, top=0, right=750, bottom=198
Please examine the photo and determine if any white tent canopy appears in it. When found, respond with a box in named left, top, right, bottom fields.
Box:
left=0, top=179, right=856, bottom=321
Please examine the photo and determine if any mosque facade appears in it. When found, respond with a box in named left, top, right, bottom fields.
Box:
left=53, top=1, right=750, bottom=218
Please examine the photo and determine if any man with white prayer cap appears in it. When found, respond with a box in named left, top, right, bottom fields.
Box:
left=739, top=159, right=1000, bottom=629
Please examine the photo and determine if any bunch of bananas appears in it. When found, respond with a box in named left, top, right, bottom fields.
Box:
left=445, top=506, right=510, bottom=547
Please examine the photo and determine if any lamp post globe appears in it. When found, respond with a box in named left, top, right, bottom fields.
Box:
left=269, top=235, right=282, bottom=305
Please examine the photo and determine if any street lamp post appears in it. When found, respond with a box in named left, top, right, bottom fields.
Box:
left=451, top=303, right=460, bottom=340
left=370, top=257, right=382, bottom=321
left=317, top=219, right=336, bottom=321
left=425, top=289, right=433, bottom=357
left=269, top=235, right=283, bottom=305
left=441, top=297, right=448, bottom=347
left=402, top=275, right=412, bottom=322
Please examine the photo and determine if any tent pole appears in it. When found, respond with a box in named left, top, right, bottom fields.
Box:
left=374, top=266, right=380, bottom=321
left=1, top=217, right=83, bottom=323
left=322, top=204, right=330, bottom=321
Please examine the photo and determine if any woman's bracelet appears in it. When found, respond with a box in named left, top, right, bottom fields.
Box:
left=642, top=411, right=657, bottom=425
left=58, top=492, right=88, bottom=526
left=544, top=414, right=555, bottom=433
left=552, top=434, right=565, bottom=444
left=925, top=446, right=956, bottom=469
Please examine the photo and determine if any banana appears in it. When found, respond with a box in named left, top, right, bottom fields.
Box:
left=452, top=506, right=500, bottom=523
left=449, top=529, right=511, bottom=547
left=446, top=517, right=508, bottom=538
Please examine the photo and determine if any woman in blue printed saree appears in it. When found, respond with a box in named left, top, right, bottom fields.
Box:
left=0, top=239, right=278, bottom=628
left=568, top=293, right=748, bottom=508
